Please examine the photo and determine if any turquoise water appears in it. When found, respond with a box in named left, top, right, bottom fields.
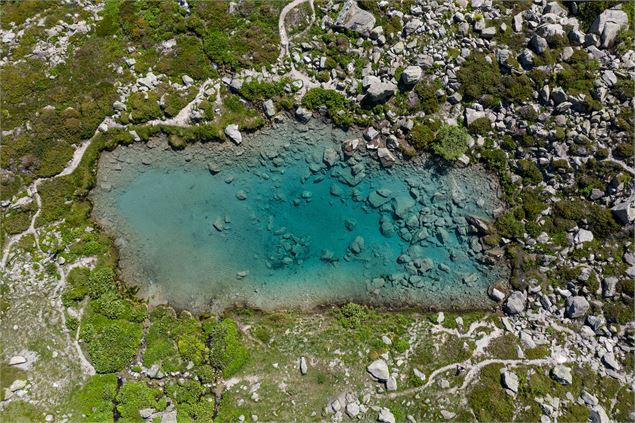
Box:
left=92, top=120, right=508, bottom=311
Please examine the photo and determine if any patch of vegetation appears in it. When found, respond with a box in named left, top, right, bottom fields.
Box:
left=432, top=125, right=469, bottom=161
left=301, top=88, right=354, bottom=126
left=116, top=381, right=167, bottom=423
left=205, top=318, right=249, bottom=378
left=67, top=374, right=118, bottom=422
left=468, top=363, right=514, bottom=421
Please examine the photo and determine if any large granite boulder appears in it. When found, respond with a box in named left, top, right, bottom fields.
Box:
left=503, top=291, right=526, bottom=315
left=565, top=295, right=590, bottom=318
left=363, top=76, right=397, bottom=103
left=334, top=0, right=376, bottom=36
left=589, top=9, right=629, bottom=48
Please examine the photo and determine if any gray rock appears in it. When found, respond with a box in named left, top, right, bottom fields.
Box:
left=299, top=356, right=308, bottom=375
left=530, top=34, right=548, bottom=54
left=501, top=370, right=519, bottom=393
left=182, top=74, right=194, bottom=86
left=566, top=295, right=589, bottom=318
left=489, top=287, right=505, bottom=302
left=602, top=353, right=621, bottom=371
left=224, top=124, right=242, bottom=144
left=378, top=407, right=396, bottom=423
left=481, top=27, right=497, bottom=39
left=367, top=359, right=389, bottom=381
left=574, top=228, right=594, bottom=243
left=590, top=405, right=610, bottom=423
left=551, top=365, right=572, bottom=385
left=323, top=147, right=339, bottom=167
left=349, top=236, right=365, bottom=255
left=551, top=87, right=568, bottom=105
left=161, top=410, right=177, bottom=423
left=334, top=0, right=376, bottom=36
left=512, top=13, right=523, bottom=32
left=590, top=9, right=629, bottom=48
left=518, top=48, right=534, bottom=68
left=401, top=66, right=422, bottom=85
left=503, top=291, right=526, bottom=315
left=364, top=76, right=397, bottom=103
left=569, top=29, right=585, bottom=45
left=295, top=106, right=312, bottom=123
left=139, top=408, right=155, bottom=419
left=602, top=277, right=618, bottom=298
left=386, top=376, right=397, bottom=391
left=611, top=200, right=635, bottom=224
left=9, top=356, right=27, bottom=366
left=263, top=99, right=276, bottom=117
left=377, top=147, right=396, bottom=167
left=346, top=402, right=360, bottom=418
left=543, top=2, right=567, bottom=17
left=465, top=108, right=486, bottom=126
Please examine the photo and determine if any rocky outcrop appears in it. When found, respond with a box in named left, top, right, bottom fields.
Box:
left=334, top=0, right=376, bottom=36
left=589, top=9, right=629, bottom=48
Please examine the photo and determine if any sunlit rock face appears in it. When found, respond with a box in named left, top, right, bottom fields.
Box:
left=92, top=120, right=508, bottom=311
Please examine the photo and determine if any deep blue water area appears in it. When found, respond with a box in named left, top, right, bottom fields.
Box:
left=92, top=120, right=508, bottom=310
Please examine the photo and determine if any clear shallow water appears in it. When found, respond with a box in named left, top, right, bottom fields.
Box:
left=92, top=120, right=508, bottom=311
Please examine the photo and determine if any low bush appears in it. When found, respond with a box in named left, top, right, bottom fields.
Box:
left=80, top=311, right=143, bottom=373
left=432, top=125, right=469, bottom=161
left=413, top=80, right=439, bottom=114
left=468, top=117, right=491, bottom=135
left=205, top=318, right=249, bottom=378
left=116, top=381, right=167, bottom=423
left=69, top=374, right=118, bottom=422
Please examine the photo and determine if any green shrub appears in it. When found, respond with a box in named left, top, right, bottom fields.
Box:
left=157, top=35, right=214, bottom=80
left=116, top=381, right=166, bottom=423
left=239, top=79, right=286, bottom=102
left=205, top=318, right=249, bottom=377
left=203, top=30, right=236, bottom=68
left=409, top=124, right=435, bottom=150
left=90, top=292, right=146, bottom=322
left=468, top=117, right=491, bottom=135
left=337, top=303, right=369, bottom=329
left=128, top=92, right=163, bottom=123
left=457, top=53, right=502, bottom=103
left=432, top=125, right=469, bottom=161
left=80, top=312, right=143, bottom=373
left=496, top=210, right=525, bottom=239
left=468, top=364, right=514, bottom=421
left=87, top=266, right=116, bottom=299
left=553, top=199, right=620, bottom=238
left=69, top=374, right=118, bottom=422
left=517, top=159, right=543, bottom=184
left=62, top=267, right=91, bottom=306
left=301, top=88, right=353, bottom=126
left=414, top=80, right=439, bottom=114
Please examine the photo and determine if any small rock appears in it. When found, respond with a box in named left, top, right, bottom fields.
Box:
left=378, top=407, right=396, bottom=423
left=9, top=356, right=27, bottom=366
left=565, top=296, right=589, bottom=319
left=503, top=291, right=526, bottom=315
left=367, top=359, right=389, bottom=382
left=551, top=365, right=572, bottom=385
left=224, top=124, right=242, bottom=144
left=501, top=370, right=519, bottom=393
left=299, top=356, right=308, bottom=375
